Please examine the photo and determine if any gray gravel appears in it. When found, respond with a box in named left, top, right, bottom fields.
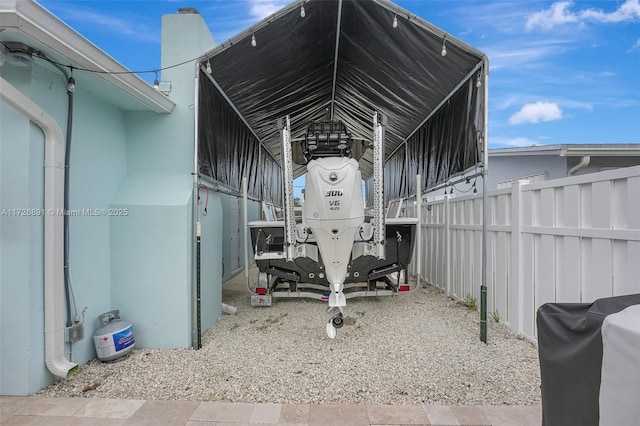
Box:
left=38, top=285, right=541, bottom=405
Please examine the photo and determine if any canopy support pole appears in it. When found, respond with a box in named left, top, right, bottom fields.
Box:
left=480, top=59, right=489, bottom=344
left=329, top=0, right=344, bottom=120
left=243, top=177, right=250, bottom=291
left=191, top=68, right=200, bottom=349
left=372, top=112, right=386, bottom=260
left=278, top=116, right=296, bottom=261
left=415, top=174, right=422, bottom=288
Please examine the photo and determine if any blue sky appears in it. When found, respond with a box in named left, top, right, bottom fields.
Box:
left=37, top=0, right=640, bottom=148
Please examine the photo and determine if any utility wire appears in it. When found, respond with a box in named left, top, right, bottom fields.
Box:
left=1, top=41, right=204, bottom=77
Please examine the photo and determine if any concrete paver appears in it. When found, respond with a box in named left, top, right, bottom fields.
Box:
left=190, top=401, right=255, bottom=423
left=124, top=400, right=200, bottom=425
left=0, top=396, right=542, bottom=425
left=448, top=406, right=490, bottom=426
left=421, top=405, right=459, bottom=425
left=308, top=403, right=370, bottom=425
left=366, top=405, right=429, bottom=424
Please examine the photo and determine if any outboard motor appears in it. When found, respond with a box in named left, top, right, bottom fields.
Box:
left=304, top=156, right=364, bottom=307
left=299, top=119, right=364, bottom=311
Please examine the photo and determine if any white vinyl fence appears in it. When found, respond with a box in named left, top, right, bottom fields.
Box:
left=412, top=165, right=640, bottom=341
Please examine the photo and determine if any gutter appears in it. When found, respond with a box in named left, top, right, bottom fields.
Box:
left=0, top=0, right=175, bottom=114
left=0, top=76, right=78, bottom=378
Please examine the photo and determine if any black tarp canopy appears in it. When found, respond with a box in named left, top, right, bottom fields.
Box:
left=197, top=0, right=487, bottom=204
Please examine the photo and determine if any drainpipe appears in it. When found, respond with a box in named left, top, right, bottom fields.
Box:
left=569, top=155, right=590, bottom=176
left=0, top=76, right=78, bottom=378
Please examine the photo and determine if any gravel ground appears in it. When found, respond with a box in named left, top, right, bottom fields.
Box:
left=38, top=283, right=541, bottom=405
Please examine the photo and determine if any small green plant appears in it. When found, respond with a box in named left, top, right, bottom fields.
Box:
left=457, top=294, right=478, bottom=311
left=491, top=309, right=500, bottom=323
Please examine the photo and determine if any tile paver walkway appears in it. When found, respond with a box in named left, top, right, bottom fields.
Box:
left=0, top=396, right=541, bottom=425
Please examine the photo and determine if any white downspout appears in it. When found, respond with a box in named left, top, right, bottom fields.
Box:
left=569, top=155, right=590, bottom=175
left=0, top=76, right=78, bottom=378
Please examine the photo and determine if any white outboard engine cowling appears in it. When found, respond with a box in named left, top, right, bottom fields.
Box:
left=304, top=156, right=364, bottom=307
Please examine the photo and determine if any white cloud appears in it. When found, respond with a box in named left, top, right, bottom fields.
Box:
left=486, top=42, right=567, bottom=71
left=453, top=2, right=532, bottom=35
left=54, top=8, right=158, bottom=43
left=526, top=0, right=640, bottom=31
left=494, top=94, right=521, bottom=111
left=509, top=102, right=563, bottom=125
left=249, top=0, right=289, bottom=20
left=526, top=2, right=579, bottom=31
left=631, top=38, right=640, bottom=51
left=580, top=0, right=640, bottom=23
left=206, top=0, right=288, bottom=42
left=598, top=71, right=616, bottom=78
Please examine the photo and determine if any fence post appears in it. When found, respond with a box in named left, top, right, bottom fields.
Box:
left=444, top=194, right=451, bottom=297
left=416, top=175, right=422, bottom=287
left=509, top=181, right=524, bottom=334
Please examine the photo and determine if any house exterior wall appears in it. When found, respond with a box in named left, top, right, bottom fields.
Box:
left=0, top=7, right=235, bottom=396
left=221, top=193, right=242, bottom=280
left=487, top=155, right=567, bottom=189
left=1, top=61, right=128, bottom=394
left=198, top=191, right=224, bottom=331
left=219, top=191, right=260, bottom=283
left=109, top=11, right=220, bottom=348
left=1, top=67, right=49, bottom=395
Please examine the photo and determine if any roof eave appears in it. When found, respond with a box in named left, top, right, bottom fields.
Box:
left=1, top=0, right=175, bottom=114
left=490, top=144, right=640, bottom=157
left=558, top=144, right=640, bottom=157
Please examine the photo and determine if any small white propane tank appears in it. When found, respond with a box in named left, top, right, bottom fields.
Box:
left=92, top=310, right=135, bottom=362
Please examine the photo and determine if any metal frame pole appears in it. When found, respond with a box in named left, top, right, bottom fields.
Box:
left=196, top=222, right=202, bottom=349
left=416, top=174, right=422, bottom=287
left=191, top=67, right=200, bottom=349
left=480, top=59, right=489, bottom=343
left=279, top=116, right=296, bottom=261
left=243, top=177, right=250, bottom=289
left=372, top=112, right=386, bottom=260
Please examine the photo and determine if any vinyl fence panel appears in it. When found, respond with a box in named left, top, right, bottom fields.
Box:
left=415, top=165, right=640, bottom=341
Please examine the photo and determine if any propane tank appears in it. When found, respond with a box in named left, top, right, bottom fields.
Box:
left=93, top=310, right=135, bottom=362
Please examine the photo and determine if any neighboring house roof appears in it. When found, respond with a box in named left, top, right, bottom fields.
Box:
left=489, top=144, right=640, bottom=157
left=0, top=0, right=174, bottom=113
